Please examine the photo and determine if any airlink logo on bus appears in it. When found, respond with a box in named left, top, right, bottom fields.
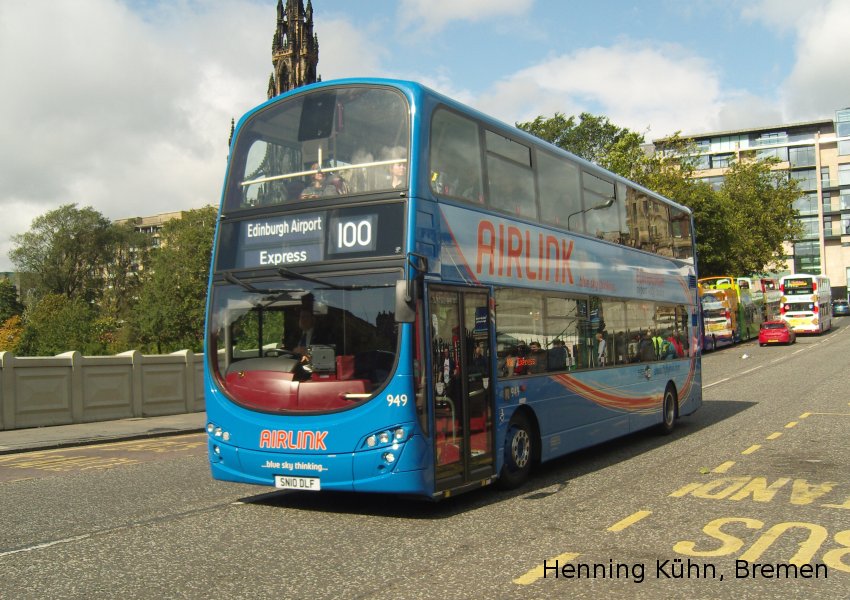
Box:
left=475, top=220, right=574, bottom=284
left=259, top=429, right=328, bottom=450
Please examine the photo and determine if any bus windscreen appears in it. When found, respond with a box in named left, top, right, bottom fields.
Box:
left=226, top=86, right=410, bottom=211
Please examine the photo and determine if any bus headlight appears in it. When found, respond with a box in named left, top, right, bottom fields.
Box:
left=361, top=426, right=409, bottom=450
left=206, top=422, right=230, bottom=442
left=382, top=452, right=395, bottom=464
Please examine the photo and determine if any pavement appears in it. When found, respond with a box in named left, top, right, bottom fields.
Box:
left=0, top=412, right=207, bottom=455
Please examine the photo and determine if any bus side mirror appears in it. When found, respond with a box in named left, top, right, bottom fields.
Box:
left=395, top=279, right=416, bottom=323
left=395, top=252, right=427, bottom=323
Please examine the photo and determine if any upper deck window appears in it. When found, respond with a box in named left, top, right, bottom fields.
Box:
left=581, top=172, right=618, bottom=239
left=429, top=109, right=484, bottom=203
left=226, top=86, right=410, bottom=211
left=538, top=151, right=581, bottom=228
left=485, top=130, right=536, bottom=219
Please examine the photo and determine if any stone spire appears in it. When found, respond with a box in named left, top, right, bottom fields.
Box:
left=268, top=0, right=320, bottom=99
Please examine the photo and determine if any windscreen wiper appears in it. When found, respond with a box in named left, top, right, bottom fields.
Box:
left=224, top=271, right=292, bottom=294
left=277, top=268, right=397, bottom=291
left=277, top=267, right=368, bottom=291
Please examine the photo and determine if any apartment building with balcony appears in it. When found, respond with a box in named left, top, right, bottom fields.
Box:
left=656, top=108, right=850, bottom=300
left=114, top=210, right=185, bottom=249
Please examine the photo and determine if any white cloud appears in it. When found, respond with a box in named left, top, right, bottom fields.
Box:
left=738, top=0, right=848, bottom=122
left=473, top=41, right=726, bottom=138
left=456, top=1, right=847, bottom=140
left=780, top=0, right=850, bottom=120
left=397, top=0, right=534, bottom=34
left=738, top=0, right=828, bottom=33
left=0, top=0, right=272, bottom=271
left=714, top=93, right=784, bottom=132
left=314, top=18, right=388, bottom=79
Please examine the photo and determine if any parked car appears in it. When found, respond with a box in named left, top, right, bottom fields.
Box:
left=758, top=320, right=796, bottom=346
left=833, top=300, right=850, bottom=317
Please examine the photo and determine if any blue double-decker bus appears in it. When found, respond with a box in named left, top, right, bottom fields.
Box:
left=204, top=78, right=702, bottom=499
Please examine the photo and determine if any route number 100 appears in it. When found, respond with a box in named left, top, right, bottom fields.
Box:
left=337, top=220, right=372, bottom=249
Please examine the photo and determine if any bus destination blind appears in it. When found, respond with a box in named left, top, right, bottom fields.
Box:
left=228, top=204, right=404, bottom=269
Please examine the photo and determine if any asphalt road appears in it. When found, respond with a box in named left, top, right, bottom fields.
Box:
left=2, top=322, right=849, bottom=599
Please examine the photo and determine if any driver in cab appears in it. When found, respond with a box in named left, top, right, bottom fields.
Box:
left=282, top=295, right=333, bottom=362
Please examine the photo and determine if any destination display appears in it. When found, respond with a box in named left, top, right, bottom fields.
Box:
left=783, top=278, right=813, bottom=293
left=216, top=203, right=405, bottom=270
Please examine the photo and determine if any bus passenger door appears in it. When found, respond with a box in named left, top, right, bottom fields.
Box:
left=428, top=287, right=495, bottom=492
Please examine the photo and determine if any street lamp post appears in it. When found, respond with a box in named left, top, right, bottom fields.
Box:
left=567, top=198, right=615, bottom=231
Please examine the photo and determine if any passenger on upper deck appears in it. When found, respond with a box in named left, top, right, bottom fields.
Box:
left=390, top=161, right=407, bottom=189
left=300, top=163, right=343, bottom=199
left=381, top=146, right=408, bottom=190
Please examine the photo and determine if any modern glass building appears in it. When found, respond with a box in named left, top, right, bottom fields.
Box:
left=657, top=108, right=850, bottom=301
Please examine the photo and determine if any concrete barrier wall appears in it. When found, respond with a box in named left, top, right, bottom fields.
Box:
left=0, top=350, right=205, bottom=431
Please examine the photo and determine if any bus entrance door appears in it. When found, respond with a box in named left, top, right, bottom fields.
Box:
left=428, top=288, right=495, bottom=492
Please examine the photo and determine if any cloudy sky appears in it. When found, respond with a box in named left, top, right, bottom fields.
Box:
left=1, top=0, right=848, bottom=271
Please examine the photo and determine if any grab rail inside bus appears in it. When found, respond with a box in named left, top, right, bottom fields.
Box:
left=240, top=158, right=406, bottom=187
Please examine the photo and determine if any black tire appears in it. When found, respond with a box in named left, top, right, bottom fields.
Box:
left=658, top=385, right=677, bottom=435
left=497, top=410, right=534, bottom=490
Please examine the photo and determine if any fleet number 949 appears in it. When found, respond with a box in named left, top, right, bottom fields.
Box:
left=387, top=394, right=408, bottom=407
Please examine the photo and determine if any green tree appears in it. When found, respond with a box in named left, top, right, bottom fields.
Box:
left=101, top=222, right=151, bottom=321
left=10, top=204, right=112, bottom=303
left=16, top=294, right=96, bottom=356
left=715, top=159, right=802, bottom=275
left=134, top=206, right=217, bottom=353
left=0, top=278, right=24, bottom=324
left=517, top=112, right=641, bottom=170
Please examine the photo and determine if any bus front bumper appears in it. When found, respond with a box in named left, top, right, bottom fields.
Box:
left=208, top=434, right=430, bottom=495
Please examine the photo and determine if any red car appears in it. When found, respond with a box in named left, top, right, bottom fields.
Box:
left=758, top=320, right=796, bottom=346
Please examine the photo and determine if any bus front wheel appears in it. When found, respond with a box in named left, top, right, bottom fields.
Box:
left=497, top=411, right=534, bottom=490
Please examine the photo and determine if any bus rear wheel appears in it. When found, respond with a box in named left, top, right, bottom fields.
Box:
left=658, top=385, right=677, bottom=435
left=497, top=411, right=534, bottom=490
